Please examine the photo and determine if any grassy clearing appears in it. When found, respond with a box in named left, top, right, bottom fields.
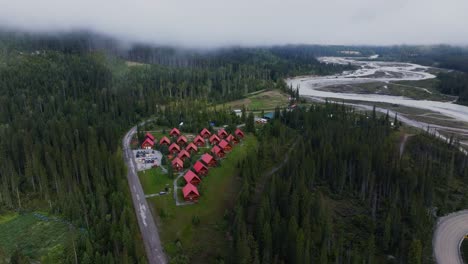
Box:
left=0, top=212, right=68, bottom=262
left=220, top=89, right=290, bottom=110
left=139, top=167, right=172, bottom=194
left=147, top=135, right=257, bottom=263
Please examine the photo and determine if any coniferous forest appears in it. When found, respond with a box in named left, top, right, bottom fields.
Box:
left=1, top=32, right=467, bottom=263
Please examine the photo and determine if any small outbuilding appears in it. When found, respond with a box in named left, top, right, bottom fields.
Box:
left=200, top=128, right=211, bottom=138
left=185, top=142, right=198, bottom=154
left=169, top=143, right=181, bottom=154
left=211, top=145, right=225, bottom=158
left=145, top=132, right=155, bottom=141
left=183, top=183, right=200, bottom=201
left=209, top=134, right=221, bottom=145
left=177, top=135, right=188, bottom=146
left=201, top=153, right=217, bottom=167
left=177, top=149, right=191, bottom=161
left=184, top=170, right=201, bottom=186
left=193, top=135, right=205, bottom=147
left=193, top=161, right=209, bottom=176
left=171, top=157, right=184, bottom=171
left=218, top=129, right=228, bottom=139
left=219, top=139, right=232, bottom=152
left=226, top=134, right=239, bottom=145
left=235, top=128, right=245, bottom=139
left=170, top=128, right=181, bottom=137
left=141, top=138, right=154, bottom=149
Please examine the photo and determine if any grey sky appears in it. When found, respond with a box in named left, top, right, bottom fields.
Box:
left=1, top=0, right=467, bottom=47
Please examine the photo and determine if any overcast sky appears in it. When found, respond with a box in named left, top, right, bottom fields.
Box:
left=1, top=0, right=467, bottom=47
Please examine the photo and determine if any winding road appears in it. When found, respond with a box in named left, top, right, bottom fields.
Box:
left=287, top=56, right=468, bottom=264
left=123, top=125, right=167, bottom=264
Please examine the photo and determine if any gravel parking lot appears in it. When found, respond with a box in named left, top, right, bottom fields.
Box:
left=133, top=149, right=162, bottom=171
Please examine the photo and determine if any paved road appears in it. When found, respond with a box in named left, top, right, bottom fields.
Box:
left=123, top=125, right=167, bottom=264
left=433, top=210, right=468, bottom=264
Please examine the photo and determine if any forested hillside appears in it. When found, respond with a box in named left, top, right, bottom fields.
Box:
left=231, top=104, right=468, bottom=264
left=0, top=32, right=350, bottom=262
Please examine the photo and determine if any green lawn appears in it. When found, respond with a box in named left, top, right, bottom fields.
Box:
left=147, top=135, right=257, bottom=263
left=139, top=167, right=172, bottom=194
left=0, top=212, right=68, bottom=262
left=220, top=89, right=290, bottom=111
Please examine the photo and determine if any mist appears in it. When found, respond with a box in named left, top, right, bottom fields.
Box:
left=1, top=0, right=468, bottom=48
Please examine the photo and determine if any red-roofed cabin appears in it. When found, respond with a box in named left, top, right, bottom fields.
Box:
left=193, top=161, right=209, bottom=176
left=184, top=170, right=201, bottom=186
left=218, top=129, right=228, bottom=139
left=209, top=134, right=220, bottom=145
left=145, top=132, right=155, bottom=141
left=235, top=128, right=245, bottom=139
left=182, top=183, right=200, bottom=202
left=169, top=143, right=181, bottom=154
left=159, top=136, right=171, bottom=146
left=200, top=128, right=211, bottom=138
left=178, top=149, right=191, bottom=161
left=177, top=135, right=188, bottom=146
left=185, top=143, right=198, bottom=154
left=211, top=145, right=225, bottom=158
left=226, top=134, right=239, bottom=145
left=171, top=157, right=184, bottom=171
left=201, top=153, right=217, bottom=167
left=141, top=138, right=154, bottom=149
left=170, top=128, right=181, bottom=137
left=219, top=140, right=232, bottom=152
left=193, top=135, right=205, bottom=147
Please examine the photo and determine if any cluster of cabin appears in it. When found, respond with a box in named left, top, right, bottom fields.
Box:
left=139, top=127, right=245, bottom=202
left=176, top=127, right=244, bottom=202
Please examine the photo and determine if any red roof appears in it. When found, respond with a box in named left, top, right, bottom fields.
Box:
left=218, top=129, right=228, bottom=137
left=159, top=136, right=171, bottom=145
left=145, top=132, right=155, bottom=141
left=226, top=134, right=235, bottom=142
left=193, top=161, right=208, bottom=173
left=170, top=128, right=181, bottom=136
left=211, top=145, right=223, bottom=154
left=209, top=134, right=220, bottom=143
left=235, top=128, right=245, bottom=138
left=169, top=143, right=181, bottom=151
left=185, top=142, right=198, bottom=152
left=201, top=153, right=214, bottom=165
left=183, top=171, right=201, bottom=185
left=200, top=128, right=211, bottom=137
left=171, top=157, right=183, bottom=167
left=219, top=139, right=231, bottom=149
left=141, top=138, right=154, bottom=147
left=177, top=135, right=188, bottom=143
left=178, top=149, right=190, bottom=159
left=182, top=183, right=199, bottom=198
left=194, top=135, right=205, bottom=143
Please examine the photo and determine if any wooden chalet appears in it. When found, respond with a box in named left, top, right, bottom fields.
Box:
left=171, top=157, right=184, bottom=171
left=141, top=138, right=154, bottom=149
left=193, top=161, right=209, bottom=176
left=219, top=139, right=232, bottom=152
left=170, top=127, right=181, bottom=137
left=226, top=134, right=239, bottom=145
left=235, top=128, right=245, bottom=139
left=193, top=135, right=205, bottom=147
left=218, top=129, right=228, bottom=139
left=177, top=135, right=188, bottom=146
left=183, top=170, right=201, bottom=186
left=145, top=132, right=155, bottom=141
left=201, top=153, right=217, bottom=167
left=209, top=134, right=221, bottom=145
left=169, top=143, right=181, bottom=154
left=211, top=145, right=225, bottom=158
left=177, top=149, right=191, bottom=161
left=185, top=142, right=198, bottom=154
left=182, top=183, right=200, bottom=202
left=159, top=136, right=171, bottom=146
left=200, top=128, right=211, bottom=138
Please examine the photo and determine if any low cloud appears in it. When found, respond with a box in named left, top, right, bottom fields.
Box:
left=1, top=0, right=467, bottom=47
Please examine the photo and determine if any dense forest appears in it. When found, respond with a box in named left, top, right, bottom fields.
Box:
left=0, top=31, right=351, bottom=262
left=230, top=104, right=468, bottom=264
